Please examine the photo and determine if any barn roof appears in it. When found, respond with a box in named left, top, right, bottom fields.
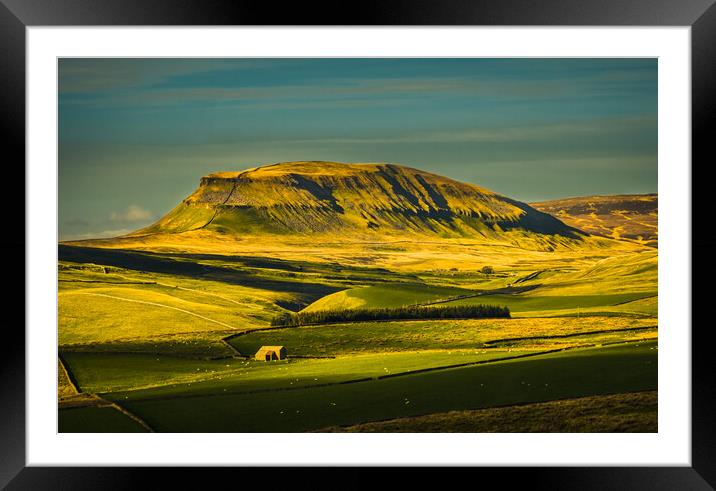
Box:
left=257, top=345, right=284, bottom=351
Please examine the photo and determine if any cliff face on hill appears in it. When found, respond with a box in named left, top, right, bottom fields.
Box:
left=135, top=161, right=580, bottom=240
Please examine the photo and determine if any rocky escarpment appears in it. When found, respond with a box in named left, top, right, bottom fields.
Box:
left=136, top=161, right=581, bottom=240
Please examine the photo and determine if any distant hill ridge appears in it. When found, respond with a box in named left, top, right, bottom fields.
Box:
left=136, top=161, right=579, bottom=240
left=531, top=194, right=657, bottom=247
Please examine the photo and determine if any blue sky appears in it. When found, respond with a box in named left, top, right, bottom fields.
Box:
left=58, top=58, right=657, bottom=240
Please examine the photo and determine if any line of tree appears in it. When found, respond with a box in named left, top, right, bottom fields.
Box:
left=270, top=303, right=510, bottom=327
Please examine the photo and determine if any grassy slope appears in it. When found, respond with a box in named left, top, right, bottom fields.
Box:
left=62, top=227, right=645, bottom=282
left=58, top=359, right=78, bottom=399
left=534, top=250, right=657, bottom=295
left=303, top=249, right=657, bottom=317
left=227, top=316, right=656, bottom=357
left=442, top=292, right=655, bottom=316
left=302, top=284, right=473, bottom=312
left=66, top=350, right=535, bottom=396
left=58, top=260, right=294, bottom=347
left=323, top=391, right=657, bottom=433
left=531, top=194, right=657, bottom=247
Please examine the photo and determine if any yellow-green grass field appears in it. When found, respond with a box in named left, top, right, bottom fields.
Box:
left=58, top=234, right=657, bottom=432
left=226, top=316, right=656, bottom=357
left=61, top=349, right=540, bottom=396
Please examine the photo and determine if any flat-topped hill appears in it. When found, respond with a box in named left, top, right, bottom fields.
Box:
left=136, top=161, right=579, bottom=240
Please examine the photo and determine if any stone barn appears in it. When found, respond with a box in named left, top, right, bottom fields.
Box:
left=255, top=345, right=287, bottom=361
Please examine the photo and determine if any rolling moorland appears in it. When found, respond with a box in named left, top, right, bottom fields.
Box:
left=531, top=194, right=658, bottom=248
left=58, top=161, right=657, bottom=432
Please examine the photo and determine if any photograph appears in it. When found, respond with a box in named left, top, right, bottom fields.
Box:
left=56, top=57, right=658, bottom=433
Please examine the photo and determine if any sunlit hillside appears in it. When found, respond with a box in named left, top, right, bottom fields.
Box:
left=65, top=162, right=650, bottom=257
left=531, top=194, right=658, bottom=248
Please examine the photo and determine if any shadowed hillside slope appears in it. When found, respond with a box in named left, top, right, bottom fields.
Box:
left=134, top=161, right=579, bottom=241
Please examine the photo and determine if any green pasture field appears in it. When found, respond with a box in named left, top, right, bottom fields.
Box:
left=439, top=292, right=656, bottom=316
left=61, top=352, right=248, bottom=393
left=60, top=333, right=237, bottom=359
left=58, top=245, right=420, bottom=305
left=63, top=349, right=537, bottom=396
left=324, top=391, right=658, bottom=432
left=58, top=406, right=149, bottom=433
left=534, top=250, right=657, bottom=295
left=226, top=316, right=656, bottom=357
left=303, top=284, right=656, bottom=319
left=303, top=283, right=473, bottom=312
left=58, top=263, right=289, bottom=345
left=100, top=341, right=657, bottom=432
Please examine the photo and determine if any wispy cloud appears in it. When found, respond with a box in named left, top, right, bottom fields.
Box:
left=59, top=77, right=471, bottom=108
left=110, top=205, right=155, bottom=222
left=58, top=71, right=655, bottom=110
left=61, top=228, right=134, bottom=241
left=277, top=115, right=656, bottom=145
left=58, top=59, right=241, bottom=94
left=63, top=218, right=91, bottom=227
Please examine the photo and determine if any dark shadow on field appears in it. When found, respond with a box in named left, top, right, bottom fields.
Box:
left=58, top=245, right=341, bottom=299
left=498, top=197, right=585, bottom=238
left=58, top=405, right=148, bottom=433
left=164, top=252, right=409, bottom=282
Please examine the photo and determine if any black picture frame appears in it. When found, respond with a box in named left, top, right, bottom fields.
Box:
left=2, top=0, right=712, bottom=488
